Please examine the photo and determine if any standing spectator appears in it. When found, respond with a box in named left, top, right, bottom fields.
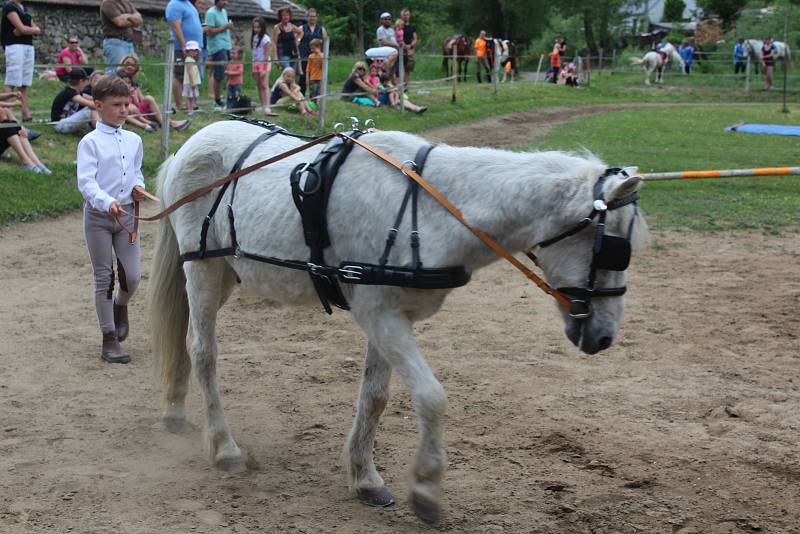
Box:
left=166, top=0, right=203, bottom=110
left=474, top=30, right=490, bottom=83
left=298, top=7, right=326, bottom=96
left=733, top=38, right=747, bottom=74
left=548, top=37, right=561, bottom=84
left=50, top=68, right=97, bottom=134
left=271, top=6, right=302, bottom=71
left=182, top=40, right=202, bottom=113
left=251, top=16, right=272, bottom=114
left=678, top=40, right=693, bottom=74
left=225, top=46, right=244, bottom=109
left=204, top=0, right=233, bottom=110
left=375, top=12, right=399, bottom=78
left=400, top=8, right=417, bottom=86
left=55, top=36, right=92, bottom=83
left=1, top=0, right=40, bottom=121
left=760, top=37, right=776, bottom=90
left=100, top=0, right=142, bottom=73
left=306, top=38, right=323, bottom=102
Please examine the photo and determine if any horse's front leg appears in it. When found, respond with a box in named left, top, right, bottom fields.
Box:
left=645, top=67, right=651, bottom=86
left=357, top=310, right=448, bottom=523
left=185, top=261, right=246, bottom=473
left=345, top=342, right=395, bottom=507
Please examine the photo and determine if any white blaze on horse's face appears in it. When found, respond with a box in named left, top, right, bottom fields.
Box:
left=534, top=170, right=646, bottom=355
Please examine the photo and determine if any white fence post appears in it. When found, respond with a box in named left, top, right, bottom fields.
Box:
left=534, top=54, right=544, bottom=86
left=160, top=39, right=175, bottom=161
left=744, top=53, right=750, bottom=96
left=318, top=37, right=330, bottom=132
left=493, top=40, right=500, bottom=95
left=398, top=49, right=405, bottom=112
left=451, top=46, right=457, bottom=102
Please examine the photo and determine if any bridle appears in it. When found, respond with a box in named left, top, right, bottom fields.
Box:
left=528, top=168, right=640, bottom=320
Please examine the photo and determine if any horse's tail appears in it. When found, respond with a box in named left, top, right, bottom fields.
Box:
left=147, top=155, right=191, bottom=405
left=630, top=56, right=644, bottom=66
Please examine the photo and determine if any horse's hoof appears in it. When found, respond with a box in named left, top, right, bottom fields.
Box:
left=356, top=486, right=395, bottom=508
left=214, top=453, right=247, bottom=474
left=411, top=491, right=441, bottom=524
left=164, top=417, right=195, bottom=434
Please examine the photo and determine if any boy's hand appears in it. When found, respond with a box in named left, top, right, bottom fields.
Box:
left=132, top=186, right=146, bottom=201
left=108, top=201, right=123, bottom=217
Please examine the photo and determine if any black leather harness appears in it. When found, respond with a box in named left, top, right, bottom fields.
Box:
left=180, top=120, right=470, bottom=314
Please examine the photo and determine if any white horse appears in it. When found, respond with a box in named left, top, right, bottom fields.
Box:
left=630, top=42, right=685, bottom=85
left=744, top=39, right=792, bottom=73
left=148, top=121, right=648, bottom=523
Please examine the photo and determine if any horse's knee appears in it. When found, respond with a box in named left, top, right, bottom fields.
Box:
left=414, top=381, right=447, bottom=421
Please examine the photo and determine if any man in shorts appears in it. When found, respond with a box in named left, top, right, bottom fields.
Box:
left=166, top=0, right=203, bottom=110
left=204, top=0, right=233, bottom=110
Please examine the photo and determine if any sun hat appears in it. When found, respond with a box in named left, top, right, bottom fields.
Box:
left=185, top=40, right=201, bottom=51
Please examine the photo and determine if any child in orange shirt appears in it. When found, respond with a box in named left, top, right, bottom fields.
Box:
left=306, top=38, right=324, bottom=101
left=225, top=47, right=245, bottom=109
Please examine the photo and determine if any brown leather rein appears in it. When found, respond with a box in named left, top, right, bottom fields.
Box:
left=121, top=131, right=572, bottom=310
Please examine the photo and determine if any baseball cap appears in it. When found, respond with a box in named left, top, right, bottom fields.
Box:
left=185, top=40, right=201, bottom=51
left=69, top=68, right=87, bottom=81
left=380, top=12, right=391, bottom=19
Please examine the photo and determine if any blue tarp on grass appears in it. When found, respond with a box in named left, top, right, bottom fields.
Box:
left=725, top=123, right=800, bottom=136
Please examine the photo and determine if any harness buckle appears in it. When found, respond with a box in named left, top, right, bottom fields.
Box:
left=593, top=199, right=608, bottom=211
left=234, top=246, right=242, bottom=259
left=339, top=264, right=365, bottom=281
left=568, top=299, right=592, bottom=319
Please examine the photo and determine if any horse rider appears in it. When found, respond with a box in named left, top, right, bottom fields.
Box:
left=651, top=37, right=667, bottom=62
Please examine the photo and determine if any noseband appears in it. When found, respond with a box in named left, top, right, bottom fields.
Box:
left=531, top=168, right=639, bottom=320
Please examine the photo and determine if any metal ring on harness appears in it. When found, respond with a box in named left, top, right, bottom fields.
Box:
left=333, top=122, right=345, bottom=133
left=292, top=163, right=322, bottom=196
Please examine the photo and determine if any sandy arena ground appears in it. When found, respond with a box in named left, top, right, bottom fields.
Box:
left=1, top=111, right=799, bottom=533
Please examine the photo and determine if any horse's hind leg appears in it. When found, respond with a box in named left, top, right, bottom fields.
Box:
left=185, top=260, right=245, bottom=472
left=345, top=342, right=395, bottom=507
left=356, top=310, right=447, bottom=523
left=163, top=264, right=237, bottom=434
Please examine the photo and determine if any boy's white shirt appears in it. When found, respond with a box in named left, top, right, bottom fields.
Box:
left=77, top=121, right=145, bottom=213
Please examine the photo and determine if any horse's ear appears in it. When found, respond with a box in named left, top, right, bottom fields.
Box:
left=607, top=173, right=643, bottom=200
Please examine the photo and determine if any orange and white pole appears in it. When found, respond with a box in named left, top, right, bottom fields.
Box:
left=642, top=167, right=800, bottom=181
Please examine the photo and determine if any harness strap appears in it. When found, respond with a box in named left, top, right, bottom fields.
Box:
left=196, top=129, right=281, bottom=259
left=340, top=134, right=574, bottom=310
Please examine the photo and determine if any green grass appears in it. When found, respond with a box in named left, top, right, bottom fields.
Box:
left=1, top=54, right=798, bottom=230
left=530, top=104, right=800, bottom=232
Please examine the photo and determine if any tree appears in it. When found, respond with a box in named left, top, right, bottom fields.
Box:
left=696, top=0, right=748, bottom=28
left=663, top=0, right=686, bottom=22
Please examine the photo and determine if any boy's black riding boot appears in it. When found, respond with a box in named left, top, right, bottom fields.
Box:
left=114, top=303, right=129, bottom=342
left=102, top=332, right=130, bottom=364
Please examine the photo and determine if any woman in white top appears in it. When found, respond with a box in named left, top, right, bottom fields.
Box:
left=251, top=16, right=272, bottom=114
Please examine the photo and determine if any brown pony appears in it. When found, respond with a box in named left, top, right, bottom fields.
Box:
left=442, top=35, right=472, bottom=81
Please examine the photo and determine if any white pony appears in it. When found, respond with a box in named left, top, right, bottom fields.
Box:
left=630, top=42, right=685, bottom=85
left=148, top=121, right=648, bottom=523
left=744, top=39, right=792, bottom=73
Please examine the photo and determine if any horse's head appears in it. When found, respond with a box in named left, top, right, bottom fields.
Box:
left=532, top=168, right=648, bottom=355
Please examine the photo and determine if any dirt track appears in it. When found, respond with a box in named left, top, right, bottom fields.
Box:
left=1, top=109, right=799, bottom=533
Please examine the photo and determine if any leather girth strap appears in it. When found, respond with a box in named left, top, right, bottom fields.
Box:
left=290, top=131, right=364, bottom=313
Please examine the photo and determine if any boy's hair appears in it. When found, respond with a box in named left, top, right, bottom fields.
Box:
left=92, top=75, right=130, bottom=101
left=310, top=38, right=323, bottom=50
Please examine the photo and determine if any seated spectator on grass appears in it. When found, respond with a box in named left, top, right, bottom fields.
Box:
left=0, top=93, right=50, bottom=173
left=50, top=68, right=98, bottom=134
left=342, top=61, right=379, bottom=106
left=56, top=36, right=93, bottom=83
left=270, top=67, right=316, bottom=115
left=371, top=64, right=426, bottom=113
left=118, top=73, right=190, bottom=131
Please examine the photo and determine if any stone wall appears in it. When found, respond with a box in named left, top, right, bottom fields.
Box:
left=25, top=4, right=263, bottom=66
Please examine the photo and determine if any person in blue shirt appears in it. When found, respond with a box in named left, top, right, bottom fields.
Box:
left=733, top=39, right=746, bottom=74
left=165, top=0, right=203, bottom=110
left=678, top=40, right=694, bottom=74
